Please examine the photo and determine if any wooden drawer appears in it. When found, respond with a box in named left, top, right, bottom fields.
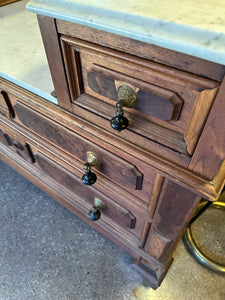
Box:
left=0, top=119, right=148, bottom=245
left=60, top=36, right=219, bottom=157
left=34, top=151, right=147, bottom=243
left=14, top=101, right=155, bottom=204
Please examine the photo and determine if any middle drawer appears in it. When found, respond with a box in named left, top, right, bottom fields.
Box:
left=14, top=101, right=154, bottom=204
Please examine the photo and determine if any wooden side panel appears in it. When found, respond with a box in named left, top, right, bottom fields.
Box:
left=37, top=15, right=72, bottom=110
left=145, top=179, right=200, bottom=260
left=184, top=86, right=219, bottom=155
left=189, top=77, right=225, bottom=180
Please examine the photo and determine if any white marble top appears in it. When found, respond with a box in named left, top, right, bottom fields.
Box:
left=26, top=0, right=225, bottom=65
left=0, top=0, right=56, bottom=104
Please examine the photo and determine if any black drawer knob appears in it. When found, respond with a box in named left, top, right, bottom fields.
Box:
left=82, top=162, right=97, bottom=185
left=110, top=85, right=137, bottom=132
left=81, top=152, right=99, bottom=186
left=88, top=198, right=105, bottom=221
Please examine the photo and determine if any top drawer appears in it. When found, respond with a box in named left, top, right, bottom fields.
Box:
left=61, top=36, right=220, bottom=158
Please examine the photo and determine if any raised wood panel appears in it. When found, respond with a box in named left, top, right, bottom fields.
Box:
left=86, top=68, right=183, bottom=121
left=144, top=179, right=201, bottom=261
left=146, top=227, right=172, bottom=260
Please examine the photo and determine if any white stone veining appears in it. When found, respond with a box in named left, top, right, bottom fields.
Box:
left=0, top=0, right=56, bottom=104
left=26, top=0, right=225, bottom=64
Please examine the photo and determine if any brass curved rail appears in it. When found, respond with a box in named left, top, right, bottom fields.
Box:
left=183, top=201, right=225, bottom=274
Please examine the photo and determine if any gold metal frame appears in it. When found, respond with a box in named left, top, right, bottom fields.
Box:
left=183, top=201, right=225, bottom=273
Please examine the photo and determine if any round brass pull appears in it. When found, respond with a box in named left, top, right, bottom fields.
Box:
left=81, top=152, right=99, bottom=186
left=110, top=85, right=137, bottom=132
left=88, top=198, right=105, bottom=221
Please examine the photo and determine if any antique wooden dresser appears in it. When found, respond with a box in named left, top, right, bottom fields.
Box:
left=1, top=0, right=225, bottom=288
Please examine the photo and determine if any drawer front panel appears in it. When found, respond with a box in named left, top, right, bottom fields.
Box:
left=35, top=151, right=145, bottom=239
left=14, top=101, right=154, bottom=202
left=87, top=67, right=183, bottom=121
left=61, top=36, right=219, bottom=156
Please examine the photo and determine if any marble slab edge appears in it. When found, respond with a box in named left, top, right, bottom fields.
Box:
left=26, top=0, right=225, bottom=65
left=0, top=72, right=57, bottom=105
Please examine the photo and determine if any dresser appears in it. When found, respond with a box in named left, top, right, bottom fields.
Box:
left=1, top=0, right=225, bottom=288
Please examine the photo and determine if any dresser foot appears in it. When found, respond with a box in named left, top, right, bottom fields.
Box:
left=131, top=257, right=173, bottom=289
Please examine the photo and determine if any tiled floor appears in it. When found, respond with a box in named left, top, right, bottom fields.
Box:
left=0, top=1, right=225, bottom=299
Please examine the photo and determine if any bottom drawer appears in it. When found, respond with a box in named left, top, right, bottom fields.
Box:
left=35, top=151, right=147, bottom=242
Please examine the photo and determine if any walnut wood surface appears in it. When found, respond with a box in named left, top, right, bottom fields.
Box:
left=56, top=20, right=225, bottom=82
left=14, top=101, right=154, bottom=202
left=37, top=15, right=72, bottom=110
left=35, top=151, right=137, bottom=230
left=189, top=76, right=225, bottom=181
left=0, top=0, right=19, bottom=6
left=1, top=14, right=225, bottom=287
left=60, top=35, right=219, bottom=158
left=0, top=76, right=222, bottom=200
left=145, top=179, right=201, bottom=261
left=86, top=69, right=183, bottom=121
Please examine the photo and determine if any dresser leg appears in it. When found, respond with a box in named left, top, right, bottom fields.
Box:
left=131, top=256, right=173, bottom=289
left=134, top=179, right=201, bottom=287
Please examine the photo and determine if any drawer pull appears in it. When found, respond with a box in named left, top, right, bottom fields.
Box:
left=110, top=85, right=137, bottom=132
left=88, top=198, right=105, bottom=221
left=82, top=152, right=99, bottom=185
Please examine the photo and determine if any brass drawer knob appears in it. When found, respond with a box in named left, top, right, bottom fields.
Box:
left=81, top=152, right=99, bottom=185
left=110, top=85, right=137, bottom=132
left=88, top=198, right=105, bottom=221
